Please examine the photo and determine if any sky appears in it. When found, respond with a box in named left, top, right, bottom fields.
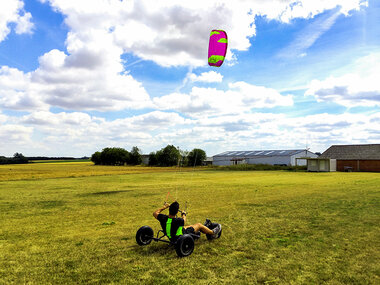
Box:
left=0, top=0, right=379, bottom=157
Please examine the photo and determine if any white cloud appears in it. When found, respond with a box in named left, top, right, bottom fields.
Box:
left=277, top=8, right=342, bottom=58
left=189, top=71, right=223, bottom=83
left=0, top=124, right=33, bottom=149
left=0, top=0, right=367, bottom=112
left=1, top=109, right=379, bottom=156
left=0, top=45, right=153, bottom=111
left=38, top=0, right=366, bottom=68
left=305, top=52, right=380, bottom=107
left=0, top=0, right=34, bottom=42
left=0, top=66, right=46, bottom=111
left=154, top=82, right=293, bottom=117
left=0, top=110, right=189, bottom=156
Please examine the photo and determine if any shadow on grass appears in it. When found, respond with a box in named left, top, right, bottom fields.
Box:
left=89, top=190, right=132, bottom=195
left=34, top=200, right=66, bottom=209
left=78, top=190, right=160, bottom=198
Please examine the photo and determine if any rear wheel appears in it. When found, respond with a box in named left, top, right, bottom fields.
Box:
left=175, top=235, right=194, bottom=257
left=136, top=226, right=153, bottom=246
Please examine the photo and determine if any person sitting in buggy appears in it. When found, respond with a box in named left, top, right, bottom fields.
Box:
left=153, top=201, right=221, bottom=242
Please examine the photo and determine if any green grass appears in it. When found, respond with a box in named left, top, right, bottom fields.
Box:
left=0, top=164, right=379, bottom=284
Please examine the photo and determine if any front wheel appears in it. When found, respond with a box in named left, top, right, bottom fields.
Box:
left=175, top=235, right=194, bottom=257
left=136, top=226, right=153, bottom=246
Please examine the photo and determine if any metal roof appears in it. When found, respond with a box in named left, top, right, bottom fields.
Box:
left=320, top=144, right=380, bottom=160
left=214, top=149, right=308, bottom=157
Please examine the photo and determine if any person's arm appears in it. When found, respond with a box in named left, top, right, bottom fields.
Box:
left=153, top=203, right=169, bottom=219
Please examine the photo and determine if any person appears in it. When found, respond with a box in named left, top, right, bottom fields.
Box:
left=153, top=201, right=221, bottom=241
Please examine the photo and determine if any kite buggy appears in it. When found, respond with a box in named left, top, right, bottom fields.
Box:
left=136, top=201, right=222, bottom=257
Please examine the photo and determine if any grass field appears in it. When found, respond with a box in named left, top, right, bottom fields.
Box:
left=0, top=162, right=379, bottom=284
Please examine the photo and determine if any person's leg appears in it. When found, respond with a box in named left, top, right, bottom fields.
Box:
left=185, top=223, right=213, bottom=235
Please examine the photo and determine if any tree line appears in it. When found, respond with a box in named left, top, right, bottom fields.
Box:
left=91, top=145, right=206, bottom=167
left=0, top=153, right=28, bottom=164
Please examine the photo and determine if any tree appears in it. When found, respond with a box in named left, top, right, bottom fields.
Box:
left=187, top=148, right=206, bottom=166
left=129, top=146, right=142, bottom=165
left=179, top=149, right=189, bottom=167
left=91, top=151, right=102, bottom=165
left=96, top=147, right=130, bottom=165
left=148, top=152, right=158, bottom=166
left=13, top=153, right=28, bottom=164
left=156, top=145, right=180, bottom=166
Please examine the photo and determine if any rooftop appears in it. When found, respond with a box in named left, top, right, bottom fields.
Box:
left=320, top=144, right=380, bottom=160
left=213, top=149, right=309, bottom=157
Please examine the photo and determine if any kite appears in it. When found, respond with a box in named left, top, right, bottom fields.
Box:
left=208, top=30, right=228, bottom=67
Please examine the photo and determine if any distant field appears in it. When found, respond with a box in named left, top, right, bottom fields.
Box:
left=0, top=163, right=379, bottom=284
left=0, top=162, right=198, bottom=181
left=29, top=160, right=90, bottom=163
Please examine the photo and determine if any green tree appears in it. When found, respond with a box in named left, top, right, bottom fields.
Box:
left=99, top=147, right=130, bottom=165
left=156, top=145, right=180, bottom=166
left=148, top=152, right=158, bottom=166
left=91, top=151, right=102, bottom=165
left=129, top=146, right=142, bottom=165
left=13, top=153, right=28, bottom=164
left=179, top=149, right=189, bottom=167
left=187, top=148, right=206, bottom=166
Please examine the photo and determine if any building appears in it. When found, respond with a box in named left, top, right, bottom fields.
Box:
left=307, top=158, right=336, bottom=172
left=213, top=149, right=318, bottom=166
left=141, top=154, right=150, bottom=165
left=203, top=157, right=213, bottom=166
left=319, top=144, right=380, bottom=172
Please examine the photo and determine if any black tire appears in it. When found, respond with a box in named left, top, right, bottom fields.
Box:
left=175, top=234, right=194, bottom=257
left=136, top=226, right=153, bottom=246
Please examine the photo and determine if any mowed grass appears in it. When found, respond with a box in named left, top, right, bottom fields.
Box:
left=0, top=163, right=379, bottom=284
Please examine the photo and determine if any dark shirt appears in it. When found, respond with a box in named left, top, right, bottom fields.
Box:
left=157, top=214, right=184, bottom=241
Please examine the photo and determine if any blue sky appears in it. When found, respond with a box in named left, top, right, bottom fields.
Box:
left=0, top=0, right=379, bottom=157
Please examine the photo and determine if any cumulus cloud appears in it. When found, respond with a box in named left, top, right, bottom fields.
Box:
left=0, top=0, right=367, bottom=112
left=305, top=52, right=380, bottom=107
left=0, top=0, right=34, bottom=42
left=38, top=0, right=366, bottom=68
left=0, top=0, right=373, bottom=156
left=0, top=46, right=153, bottom=111
left=189, top=71, right=223, bottom=83
left=154, top=82, right=293, bottom=117
left=1, top=109, right=379, bottom=156
left=0, top=124, right=33, bottom=149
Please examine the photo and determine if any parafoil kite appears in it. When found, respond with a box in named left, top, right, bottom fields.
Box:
left=208, top=30, right=228, bottom=67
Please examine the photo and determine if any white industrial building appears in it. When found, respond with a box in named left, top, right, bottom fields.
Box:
left=213, top=149, right=318, bottom=166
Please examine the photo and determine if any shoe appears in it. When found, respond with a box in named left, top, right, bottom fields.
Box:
left=212, top=224, right=221, bottom=238
left=204, top=218, right=212, bottom=228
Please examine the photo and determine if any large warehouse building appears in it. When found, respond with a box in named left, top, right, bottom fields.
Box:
left=213, top=149, right=318, bottom=166
left=319, top=144, right=380, bottom=172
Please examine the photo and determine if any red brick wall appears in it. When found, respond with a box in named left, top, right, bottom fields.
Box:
left=337, top=160, right=380, bottom=172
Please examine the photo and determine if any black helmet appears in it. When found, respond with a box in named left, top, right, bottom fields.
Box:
left=169, top=201, right=179, bottom=215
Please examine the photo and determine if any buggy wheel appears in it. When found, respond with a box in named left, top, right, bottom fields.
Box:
left=175, top=235, right=194, bottom=257
left=136, top=226, right=153, bottom=246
